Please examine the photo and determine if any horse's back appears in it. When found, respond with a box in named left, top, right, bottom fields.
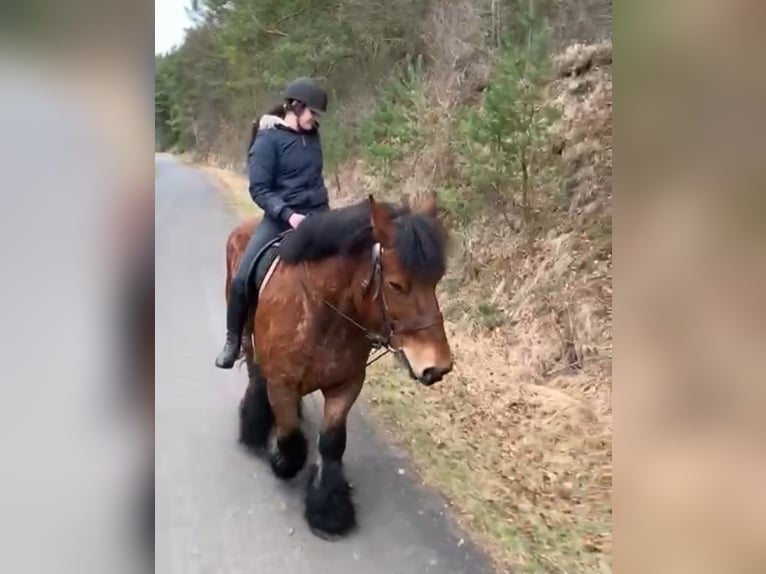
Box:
left=227, top=216, right=259, bottom=261
left=225, top=216, right=259, bottom=300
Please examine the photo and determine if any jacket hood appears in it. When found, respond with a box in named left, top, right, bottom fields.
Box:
left=258, top=114, right=290, bottom=130
left=257, top=114, right=319, bottom=133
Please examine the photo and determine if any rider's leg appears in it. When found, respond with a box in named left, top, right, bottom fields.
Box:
left=215, top=216, right=287, bottom=369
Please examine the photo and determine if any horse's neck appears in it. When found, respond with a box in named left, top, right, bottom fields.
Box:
left=304, top=254, right=376, bottom=326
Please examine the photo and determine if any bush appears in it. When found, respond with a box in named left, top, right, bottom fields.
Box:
left=457, top=0, right=560, bottom=226
left=357, top=55, right=426, bottom=181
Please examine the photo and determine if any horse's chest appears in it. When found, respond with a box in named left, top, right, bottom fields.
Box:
left=303, top=335, right=367, bottom=383
left=258, top=271, right=369, bottom=388
left=276, top=329, right=368, bottom=391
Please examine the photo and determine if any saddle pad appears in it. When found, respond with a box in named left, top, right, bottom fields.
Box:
left=257, top=254, right=281, bottom=298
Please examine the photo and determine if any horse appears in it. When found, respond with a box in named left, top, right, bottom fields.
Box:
left=225, top=192, right=454, bottom=540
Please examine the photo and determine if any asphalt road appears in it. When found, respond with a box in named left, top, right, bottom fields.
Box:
left=155, top=154, right=497, bottom=574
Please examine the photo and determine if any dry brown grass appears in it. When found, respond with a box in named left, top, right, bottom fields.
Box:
left=422, top=0, right=492, bottom=108
left=187, top=156, right=259, bottom=217
left=363, top=225, right=612, bottom=574
left=363, top=224, right=612, bottom=572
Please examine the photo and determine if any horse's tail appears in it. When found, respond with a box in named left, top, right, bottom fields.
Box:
left=224, top=228, right=237, bottom=305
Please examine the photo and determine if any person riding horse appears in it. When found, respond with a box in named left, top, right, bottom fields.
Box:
left=215, top=77, right=330, bottom=369
left=217, top=83, right=454, bottom=537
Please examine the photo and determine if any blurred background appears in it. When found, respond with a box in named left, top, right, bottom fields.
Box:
left=0, top=0, right=153, bottom=572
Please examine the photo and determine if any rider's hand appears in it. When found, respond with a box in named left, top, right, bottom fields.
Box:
left=288, top=213, right=306, bottom=229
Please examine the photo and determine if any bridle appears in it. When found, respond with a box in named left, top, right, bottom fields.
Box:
left=302, top=243, right=444, bottom=367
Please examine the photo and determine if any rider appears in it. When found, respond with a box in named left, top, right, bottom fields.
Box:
left=215, top=77, right=330, bottom=369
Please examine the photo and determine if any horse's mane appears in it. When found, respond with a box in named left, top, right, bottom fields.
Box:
left=277, top=198, right=448, bottom=283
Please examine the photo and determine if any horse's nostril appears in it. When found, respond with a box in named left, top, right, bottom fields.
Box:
left=421, top=367, right=444, bottom=385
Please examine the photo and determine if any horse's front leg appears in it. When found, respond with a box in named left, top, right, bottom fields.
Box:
left=305, top=376, right=363, bottom=540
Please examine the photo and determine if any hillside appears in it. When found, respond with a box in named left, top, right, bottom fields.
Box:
left=155, top=1, right=612, bottom=572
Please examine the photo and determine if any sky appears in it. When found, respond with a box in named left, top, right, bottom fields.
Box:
left=155, top=0, right=194, bottom=54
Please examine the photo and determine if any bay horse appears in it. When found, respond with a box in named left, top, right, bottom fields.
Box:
left=225, top=192, right=454, bottom=540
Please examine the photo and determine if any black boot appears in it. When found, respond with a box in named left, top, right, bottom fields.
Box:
left=215, top=330, right=242, bottom=369
left=215, top=280, right=250, bottom=369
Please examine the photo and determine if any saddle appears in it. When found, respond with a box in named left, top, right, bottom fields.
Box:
left=243, top=230, right=290, bottom=304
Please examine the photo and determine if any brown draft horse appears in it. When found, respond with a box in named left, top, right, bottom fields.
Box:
left=224, top=192, right=454, bottom=539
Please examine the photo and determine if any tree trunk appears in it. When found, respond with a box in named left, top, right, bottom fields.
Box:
left=521, top=146, right=529, bottom=225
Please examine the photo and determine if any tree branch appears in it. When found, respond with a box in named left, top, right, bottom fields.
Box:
left=252, top=15, right=288, bottom=38
left=274, top=7, right=311, bottom=26
left=325, top=53, right=355, bottom=76
left=263, top=28, right=288, bottom=37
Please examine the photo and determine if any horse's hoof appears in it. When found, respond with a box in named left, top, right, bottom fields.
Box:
left=309, top=526, right=344, bottom=542
left=270, top=430, right=308, bottom=480
left=304, top=462, right=356, bottom=538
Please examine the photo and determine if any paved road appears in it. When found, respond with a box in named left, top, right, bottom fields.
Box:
left=155, top=154, right=496, bottom=574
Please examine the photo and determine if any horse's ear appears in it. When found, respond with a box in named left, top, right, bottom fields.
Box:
left=417, top=190, right=439, bottom=218
left=369, top=194, right=394, bottom=246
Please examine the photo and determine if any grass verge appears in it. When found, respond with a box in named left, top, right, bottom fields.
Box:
left=362, top=332, right=611, bottom=574
left=186, top=158, right=259, bottom=217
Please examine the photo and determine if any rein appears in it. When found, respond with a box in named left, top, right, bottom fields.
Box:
left=298, top=243, right=443, bottom=367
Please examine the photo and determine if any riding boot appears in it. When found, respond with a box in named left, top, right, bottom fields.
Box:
left=214, top=330, right=242, bottom=369
left=215, top=285, right=250, bottom=369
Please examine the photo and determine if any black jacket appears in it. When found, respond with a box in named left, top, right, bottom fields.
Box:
left=247, top=115, right=330, bottom=224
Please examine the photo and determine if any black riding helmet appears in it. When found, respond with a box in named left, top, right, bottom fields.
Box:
left=284, top=77, right=328, bottom=113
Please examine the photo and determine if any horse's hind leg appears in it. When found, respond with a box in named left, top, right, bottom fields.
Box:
left=238, top=361, right=273, bottom=451
left=304, top=377, right=363, bottom=540
left=268, top=383, right=307, bottom=480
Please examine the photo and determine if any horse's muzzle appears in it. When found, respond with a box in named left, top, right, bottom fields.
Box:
left=418, top=364, right=453, bottom=386
left=395, top=349, right=452, bottom=386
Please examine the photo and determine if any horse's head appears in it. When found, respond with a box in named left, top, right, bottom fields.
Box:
left=367, top=192, right=453, bottom=386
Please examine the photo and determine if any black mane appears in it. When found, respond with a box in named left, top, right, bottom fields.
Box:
left=277, top=198, right=447, bottom=282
